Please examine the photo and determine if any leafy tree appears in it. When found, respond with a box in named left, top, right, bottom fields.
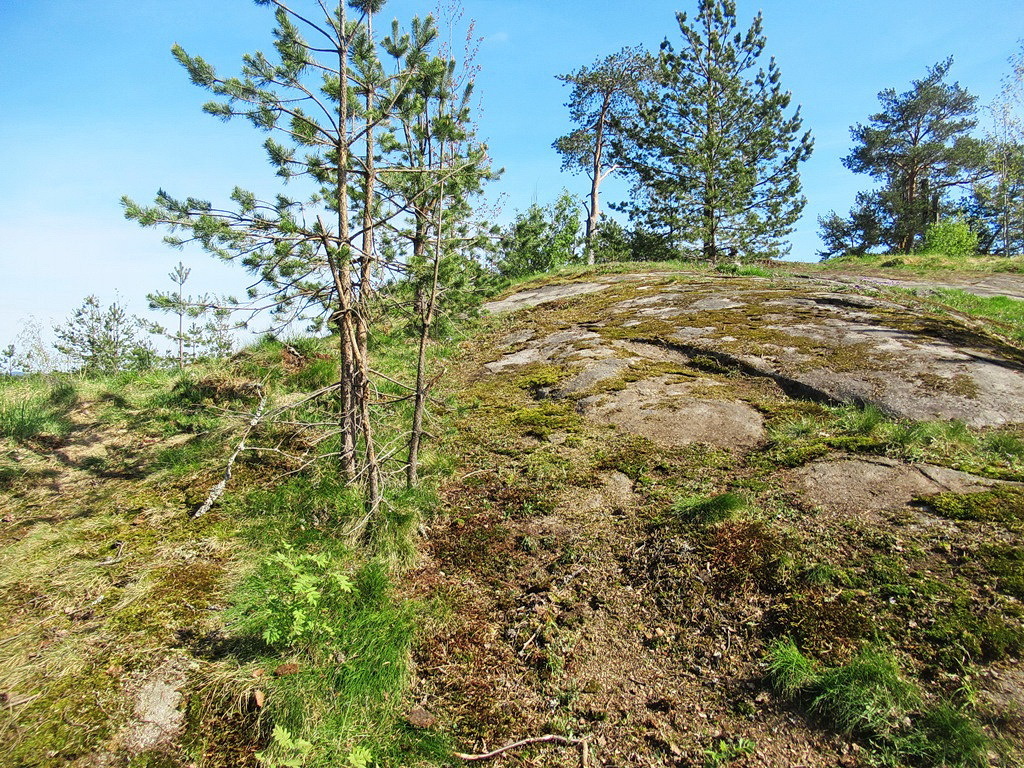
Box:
left=920, top=217, right=978, bottom=256
left=971, top=42, right=1024, bottom=256
left=614, top=0, right=812, bottom=261
left=495, top=192, right=581, bottom=278
left=53, top=296, right=155, bottom=376
left=553, top=46, right=649, bottom=264
left=821, top=58, right=989, bottom=257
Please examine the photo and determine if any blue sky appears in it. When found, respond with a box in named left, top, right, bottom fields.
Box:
left=1, top=0, right=1022, bottom=347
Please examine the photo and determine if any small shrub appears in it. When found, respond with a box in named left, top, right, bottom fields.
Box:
left=236, top=544, right=354, bottom=651
left=703, top=736, right=756, bottom=767
left=921, top=218, right=978, bottom=257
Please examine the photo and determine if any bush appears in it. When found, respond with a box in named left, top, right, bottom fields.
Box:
left=921, top=218, right=978, bottom=257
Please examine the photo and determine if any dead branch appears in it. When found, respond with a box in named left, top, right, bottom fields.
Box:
left=455, top=735, right=589, bottom=767
left=194, top=392, right=269, bottom=518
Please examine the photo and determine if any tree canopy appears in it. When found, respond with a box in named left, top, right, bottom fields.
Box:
left=820, top=58, right=988, bottom=257
left=614, top=0, right=812, bottom=261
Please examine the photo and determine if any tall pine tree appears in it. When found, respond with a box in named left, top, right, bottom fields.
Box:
left=615, top=0, right=812, bottom=261
left=819, top=59, right=989, bottom=257
left=554, top=47, right=649, bottom=264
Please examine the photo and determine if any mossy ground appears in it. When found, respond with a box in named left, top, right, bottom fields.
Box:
left=415, top=266, right=1024, bottom=767
left=0, top=335, right=452, bottom=768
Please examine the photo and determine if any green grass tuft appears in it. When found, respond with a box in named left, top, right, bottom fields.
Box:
left=671, top=492, right=748, bottom=525
left=765, top=638, right=820, bottom=699
left=892, top=703, right=990, bottom=768
left=810, top=646, right=921, bottom=736
left=0, top=377, right=76, bottom=440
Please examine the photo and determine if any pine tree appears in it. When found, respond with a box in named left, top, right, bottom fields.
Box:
left=123, top=1, right=491, bottom=520
left=820, top=58, right=989, bottom=257
left=53, top=296, right=154, bottom=376
left=615, top=1, right=812, bottom=261
left=147, top=262, right=236, bottom=366
left=553, top=47, right=649, bottom=264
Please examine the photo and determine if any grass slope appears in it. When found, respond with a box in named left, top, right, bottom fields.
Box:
left=4, top=261, right=1024, bottom=768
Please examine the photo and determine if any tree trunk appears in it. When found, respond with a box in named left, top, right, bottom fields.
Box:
left=584, top=99, right=611, bottom=266
left=407, top=202, right=436, bottom=488
left=335, top=8, right=358, bottom=484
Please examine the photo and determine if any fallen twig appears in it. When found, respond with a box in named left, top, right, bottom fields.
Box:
left=194, top=392, right=268, bottom=518
left=455, top=734, right=589, bottom=767
left=96, top=541, right=125, bottom=566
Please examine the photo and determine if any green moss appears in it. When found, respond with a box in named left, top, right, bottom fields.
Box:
left=513, top=363, right=574, bottom=396
left=509, top=402, right=580, bottom=438
left=921, top=486, right=1024, bottom=525
left=976, top=543, right=1024, bottom=599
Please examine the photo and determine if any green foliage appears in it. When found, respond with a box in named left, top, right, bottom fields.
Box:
left=496, top=191, right=582, bottom=278
left=715, top=262, right=772, bottom=277
left=152, top=437, right=218, bottom=474
left=670, top=492, right=747, bottom=525
left=703, top=737, right=756, bottom=767
left=53, top=295, right=156, bottom=376
left=921, top=217, right=979, bottom=257
left=239, top=544, right=355, bottom=651
left=615, top=0, right=812, bottom=260
left=255, top=725, right=314, bottom=768
left=344, top=746, right=373, bottom=768
left=820, top=59, right=986, bottom=257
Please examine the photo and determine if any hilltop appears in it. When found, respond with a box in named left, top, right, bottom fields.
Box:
left=3, top=261, right=1024, bottom=767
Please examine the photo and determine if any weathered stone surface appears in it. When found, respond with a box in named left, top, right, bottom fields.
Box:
left=120, top=660, right=187, bottom=755
left=483, top=281, right=610, bottom=314
left=581, top=376, right=765, bottom=451
left=791, top=456, right=997, bottom=515
left=484, top=272, right=1024, bottom=434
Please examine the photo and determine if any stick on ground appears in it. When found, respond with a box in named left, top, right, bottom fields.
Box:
left=455, top=734, right=589, bottom=766
left=193, top=392, right=267, bottom=518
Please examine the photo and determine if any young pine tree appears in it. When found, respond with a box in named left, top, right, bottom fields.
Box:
left=615, top=0, right=812, bottom=261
